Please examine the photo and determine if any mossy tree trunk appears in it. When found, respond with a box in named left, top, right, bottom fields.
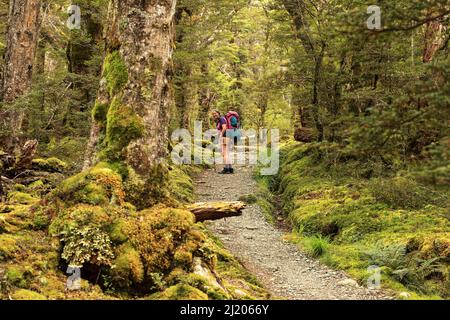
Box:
left=84, top=0, right=177, bottom=208
left=0, top=0, right=42, bottom=153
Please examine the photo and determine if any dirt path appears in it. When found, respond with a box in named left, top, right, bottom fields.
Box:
left=194, top=164, right=392, bottom=300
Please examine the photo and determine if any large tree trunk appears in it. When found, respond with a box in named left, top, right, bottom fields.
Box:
left=0, top=0, right=42, bottom=153
left=84, top=0, right=177, bottom=208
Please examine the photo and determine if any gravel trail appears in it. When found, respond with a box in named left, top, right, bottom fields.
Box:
left=194, top=164, right=392, bottom=300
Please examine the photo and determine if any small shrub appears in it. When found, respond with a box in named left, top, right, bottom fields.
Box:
left=304, top=235, right=330, bottom=258
left=367, top=177, right=447, bottom=210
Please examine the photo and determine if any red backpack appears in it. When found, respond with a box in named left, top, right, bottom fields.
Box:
left=225, top=111, right=240, bottom=129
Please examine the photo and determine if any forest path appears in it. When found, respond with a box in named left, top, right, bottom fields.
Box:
left=194, top=164, right=391, bottom=300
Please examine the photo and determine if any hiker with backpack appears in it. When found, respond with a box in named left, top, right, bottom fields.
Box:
left=212, top=110, right=241, bottom=174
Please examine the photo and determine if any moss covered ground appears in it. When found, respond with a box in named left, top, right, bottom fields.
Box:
left=257, top=141, right=449, bottom=299
left=0, top=158, right=268, bottom=300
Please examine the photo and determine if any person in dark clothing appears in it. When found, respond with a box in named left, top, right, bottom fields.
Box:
left=212, top=110, right=234, bottom=174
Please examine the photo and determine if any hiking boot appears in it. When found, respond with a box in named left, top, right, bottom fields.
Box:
left=228, top=168, right=234, bottom=174
left=218, top=168, right=230, bottom=174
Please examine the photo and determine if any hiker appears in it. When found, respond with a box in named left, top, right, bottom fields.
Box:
left=212, top=110, right=234, bottom=174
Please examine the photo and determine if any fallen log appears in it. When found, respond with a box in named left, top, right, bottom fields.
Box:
left=186, top=201, right=246, bottom=222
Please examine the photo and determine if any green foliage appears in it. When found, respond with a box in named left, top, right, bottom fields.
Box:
left=31, top=157, right=68, bottom=173
left=366, top=242, right=449, bottom=297
left=265, top=142, right=450, bottom=298
left=303, top=235, right=330, bottom=258
left=367, top=177, right=449, bottom=210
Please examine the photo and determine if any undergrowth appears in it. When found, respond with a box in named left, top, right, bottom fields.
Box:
left=258, top=141, right=450, bottom=299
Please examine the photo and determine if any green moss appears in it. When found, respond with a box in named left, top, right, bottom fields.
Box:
left=92, top=102, right=109, bottom=123
left=265, top=141, right=450, bottom=299
left=149, top=283, right=208, bottom=300
left=111, top=243, right=144, bottom=288
left=54, top=164, right=125, bottom=207
left=367, top=177, right=449, bottom=210
left=49, top=204, right=111, bottom=236
left=6, top=267, right=27, bottom=287
left=103, top=51, right=128, bottom=96
left=7, top=192, right=38, bottom=205
left=125, top=207, right=198, bottom=273
left=13, top=184, right=27, bottom=192
left=11, top=289, right=47, bottom=300
left=168, top=166, right=194, bottom=204
left=32, top=157, right=67, bottom=172
left=33, top=209, right=51, bottom=230
left=109, top=219, right=129, bottom=244
left=0, top=235, right=18, bottom=260
left=103, top=96, right=144, bottom=161
left=123, top=164, right=170, bottom=210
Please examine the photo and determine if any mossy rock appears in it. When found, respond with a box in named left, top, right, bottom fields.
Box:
left=54, top=163, right=125, bottom=207
left=11, top=289, right=47, bottom=300
left=110, top=243, right=144, bottom=288
left=0, top=205, right=34, bottom=233
left=168, top=166, right=194, bottom=204
left=49, top=204, right=112, bottom=236
left=125, top=207, right=199, bottom=274
left=32, top=157, right=67, bottom=173
left=123, top=164, right=170, bottom=210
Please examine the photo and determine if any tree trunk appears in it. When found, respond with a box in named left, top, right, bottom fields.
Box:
left=423, top=19, right=445, bottom=63
left=84, top=0, right=177, bottom=208
left=0, top=0, right=42, bottom=153
left=283, top=0, right=324, bottom=142
left=186, top=201, right=245, bottom=222
left=198, top=64, right=214, bottom=131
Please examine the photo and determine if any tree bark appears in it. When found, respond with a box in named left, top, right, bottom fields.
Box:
left=186, top=201, right=245, bottom=222
left=0, top=0, right=42, bottom=153
left=423, top=19, right=445, bottom=63
left=85, top=0, right=177, bottom=174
